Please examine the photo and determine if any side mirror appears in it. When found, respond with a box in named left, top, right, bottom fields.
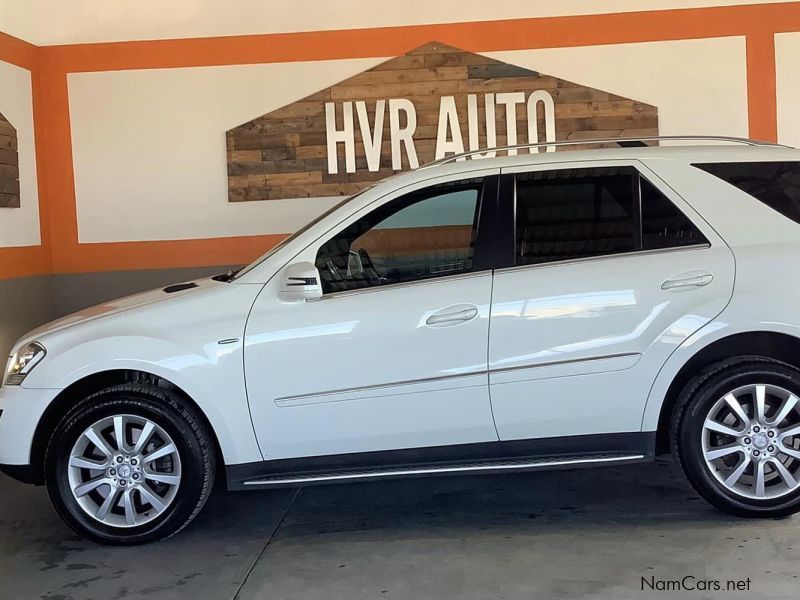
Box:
left=279, top=262, right=323, bottom=302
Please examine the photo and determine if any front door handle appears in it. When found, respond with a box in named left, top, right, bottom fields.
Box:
left=661, top=272, right=714, bottom=291
left=426, top=305, right=479, bottom=327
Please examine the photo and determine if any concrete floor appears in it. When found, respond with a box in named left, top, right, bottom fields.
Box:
left=1, top=458, right=799, bottom=599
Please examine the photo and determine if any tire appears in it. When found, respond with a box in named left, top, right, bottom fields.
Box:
left=672, top=356, right=800, bottom=518
left=44, top=384, right=215, bottom=544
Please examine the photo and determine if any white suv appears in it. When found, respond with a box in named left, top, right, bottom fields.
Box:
left=3, top=137, right=800, bottom=544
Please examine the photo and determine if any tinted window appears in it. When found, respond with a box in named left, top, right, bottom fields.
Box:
left=316, top=180, right=482, bottom=293
left=694, top=161, right=800, bottom=224
left=515, top=167, right=707, bottom=266
left=515, top=167, right=636, bottom=266
left=641, top=177, right=708, bottom=250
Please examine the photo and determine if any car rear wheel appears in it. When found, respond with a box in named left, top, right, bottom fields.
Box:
left=673, top=356, right=800, bottom=518
left=45, top=384, right=215, bottom=544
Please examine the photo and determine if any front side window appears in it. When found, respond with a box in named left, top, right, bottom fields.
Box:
left=514, top=166, right=708, bottom=267
left=316, top=179, right=483, bottom=294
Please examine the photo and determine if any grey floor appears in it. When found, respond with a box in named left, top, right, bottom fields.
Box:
left=1, top=458, right=798, bottom=600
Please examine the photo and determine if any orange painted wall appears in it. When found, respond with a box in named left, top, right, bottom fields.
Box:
left=3, top=2, right=800, bottom=281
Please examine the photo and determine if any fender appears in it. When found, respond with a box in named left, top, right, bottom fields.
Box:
left=641, top=319, right=800, bottom=432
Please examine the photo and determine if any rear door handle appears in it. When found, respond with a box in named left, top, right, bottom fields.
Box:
left=426, top=305, right=479, bottom=327
left=661, top=272, right=714, bottom=291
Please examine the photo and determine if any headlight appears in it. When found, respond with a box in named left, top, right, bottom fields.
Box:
left=5, top=342, right=46, bottom=386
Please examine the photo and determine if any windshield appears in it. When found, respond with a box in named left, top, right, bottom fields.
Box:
left=233, top=190, right=368, bottom=280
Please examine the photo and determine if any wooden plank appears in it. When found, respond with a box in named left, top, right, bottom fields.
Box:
left=0, top=178, right=20, bottom=194
left=0, top=192, right=20, bottom=208
left=0, top=164, right=18, bottom=179
left=0, top=149, right=17, bottom=166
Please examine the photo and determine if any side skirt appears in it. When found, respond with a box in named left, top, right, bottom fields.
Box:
left=226, top=432, right=656, bottom=491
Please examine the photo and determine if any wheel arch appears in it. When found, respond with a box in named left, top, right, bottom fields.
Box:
left=654, top=330, right=800, bottom=454
left=27, top=369, right=225, bottom=487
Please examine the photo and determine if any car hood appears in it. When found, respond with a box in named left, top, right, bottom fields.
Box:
left=18, top=278, right=221, bottom=347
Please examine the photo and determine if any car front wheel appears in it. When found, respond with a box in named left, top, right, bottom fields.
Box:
left=673, top=356, right=800, bottom=518
left=45, top=384, right=215, bottom=544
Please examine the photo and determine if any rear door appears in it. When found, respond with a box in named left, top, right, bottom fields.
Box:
left=488, top=160, right=735, bottom=441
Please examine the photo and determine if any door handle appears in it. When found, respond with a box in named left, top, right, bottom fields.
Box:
left=426, top=306, right=479, bottom=327
left=661, top=272, right=714, bottom=291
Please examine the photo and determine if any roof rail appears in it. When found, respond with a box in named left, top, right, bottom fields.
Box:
left=419, top=135, right=791, bottom=169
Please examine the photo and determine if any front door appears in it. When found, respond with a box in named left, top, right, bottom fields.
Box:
left=245, top=172, right=500, bottom=460
left=488, top=161, right=735, bottom=441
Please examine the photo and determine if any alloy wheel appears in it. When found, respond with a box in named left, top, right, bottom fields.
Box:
left=67, top=414, right=182, bottom=528
left=702, top=383, right=800, bottom=500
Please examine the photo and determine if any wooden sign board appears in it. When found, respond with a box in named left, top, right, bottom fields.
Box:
left=226, top=42, right=658, bottom=202
left=0, top=111, right=20, bottom=209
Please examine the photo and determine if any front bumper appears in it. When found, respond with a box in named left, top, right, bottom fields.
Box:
left=0, top=384, right=60, bottom=476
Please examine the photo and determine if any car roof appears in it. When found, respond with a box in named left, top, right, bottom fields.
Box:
left=391, top=143, right=800, bottom=185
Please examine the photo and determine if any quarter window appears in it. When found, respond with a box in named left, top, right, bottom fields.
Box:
left=514, top=166, right=707, bottom=266
left=694, top=161, right=800, bottom=225
left=316, top=179, right=483, bottom=294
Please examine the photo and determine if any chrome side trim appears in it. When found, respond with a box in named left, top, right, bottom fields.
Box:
left=275, top=370, right=487, bottom=406
left=494, top=243, right=711, bottom=276
left=242, top=454, right=646, bottom=486
left=318, top=270, right=489, bottom=301
left=489, top=352, right=641, bottom=376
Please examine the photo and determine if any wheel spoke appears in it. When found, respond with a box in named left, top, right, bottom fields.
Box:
left=771, top=394, right=798, bottom=426
left=724, top=393, right=750, bottom=428
left=113, top=416, right=126, bottom=453
left=705, top=444, right=741, bottom=461
left=755, top=385, right=767, bottom=422
left=144, top=471, right=181, bottom=486
left=96, top=487, right=120, bottom=521
left=770, top=458, right=797, bottom=488
left=69, top=455, right=108, bottom=470
left=123, top=489, right=137, bottom=526
left=724, top=455, right=751, bottom=487
left=74, top=475, right=111, bottom=498
left=755, top=460, right=766, bottom=497
left=703, top=419, right=741, bottom=438
left=142, top=442, right=177, bottom=464
left=138, top=485, right=167, bottom=513
left=132, top=421, right=155, bottom=454
left=779, top=424, right=800, bottom=440
left=779, top=444, right=800, bottom=460
left=84, top=427, right=114, bottom=458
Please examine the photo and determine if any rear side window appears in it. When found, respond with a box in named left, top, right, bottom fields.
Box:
left=694, top=161, right=800, bottom=224
left=514, top=166, right=708, bottom=266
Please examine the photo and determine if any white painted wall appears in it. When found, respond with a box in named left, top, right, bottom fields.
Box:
left=488, top=37, right=748, bottom=141
left=776, top=32, right=800, bottom=147
left=0, top=0, right=792, bottom=45
left=0, top=59, right=40, bottom=248
left=68, top=37, right=750, bottom=244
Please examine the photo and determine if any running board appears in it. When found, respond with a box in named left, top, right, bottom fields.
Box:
left=239, top=453, right=647, bottom=488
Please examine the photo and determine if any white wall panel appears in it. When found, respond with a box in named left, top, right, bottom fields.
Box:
left=488, top=37, right=748, bottom=141
left=69, top=38, right=748, bottom=244
left=776, top=32, right=800, bottom=147
left=69, top=59, right=383, bottom=243
left=0, top=59, right=40, bottom=248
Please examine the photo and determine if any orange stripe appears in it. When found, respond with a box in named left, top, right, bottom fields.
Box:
left=0, top=246, right=50, bottom=280
left=0, top=31, right=37, bottom=70
left=746, top=30, right=778, bottom=142
left=4, top=2, right=799, bottom=279
left=56, top=235, right=288, bottom=274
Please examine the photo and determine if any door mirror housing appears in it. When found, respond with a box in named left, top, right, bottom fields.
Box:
left=279, top=262, right=323, bottom=302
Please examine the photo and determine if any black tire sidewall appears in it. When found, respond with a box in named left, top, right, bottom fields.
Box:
left=679, top=360, right=800, bottom=517
left=45, top=388, right=211, bottom=544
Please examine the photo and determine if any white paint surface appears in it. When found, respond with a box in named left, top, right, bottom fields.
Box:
left=0, top=60, right=40, bottom=248
left=487, top=37, right=748, bottom=140
left=68, top=38, right=750, bottom=243
left=69, top=59, right=383, bottom=243
left=0, top=0, right=792, bottom=46
left=776, top=33, right=800, bottom=147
